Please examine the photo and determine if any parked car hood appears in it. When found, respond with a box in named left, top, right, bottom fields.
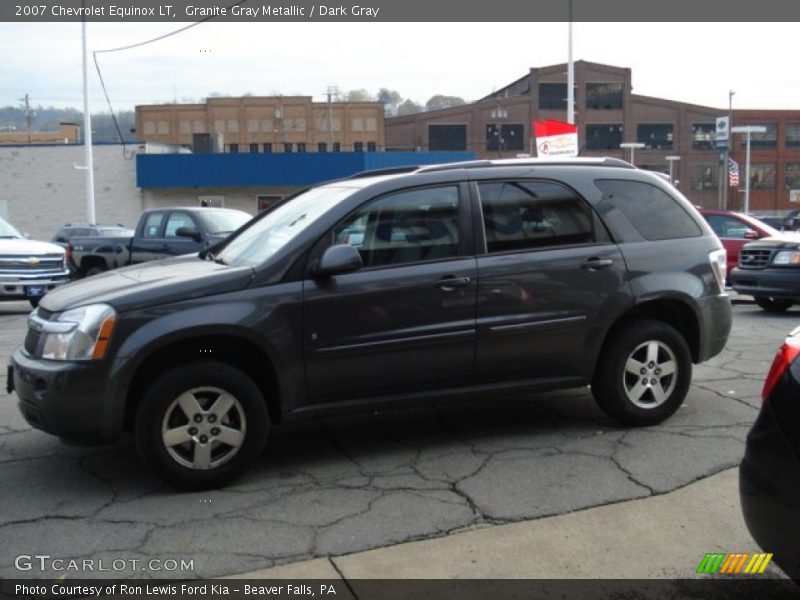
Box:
left=0, top=238, right=64, bottom=255
left=40, top=255, right=253, bottom=313
left=746, top=235, right=800, bottom=249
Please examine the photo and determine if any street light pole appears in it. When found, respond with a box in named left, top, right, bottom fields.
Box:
left=491, top=107, right=507, bottom=158
left=620, top=142, right=645, bottom=166
left=666, top=155, right=680, bottom=186
left=81, top=14, right=96, bottom=224
left=732, top=125, right=766, bottom=214
left=723, top=90, right=735, bottom=209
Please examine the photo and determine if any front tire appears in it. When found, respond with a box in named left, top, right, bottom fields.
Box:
left=754, top=296, right=794, bottom=313
left=135, top=361, right=269, bottom=489
left=592, top=319, right=692, bottom=426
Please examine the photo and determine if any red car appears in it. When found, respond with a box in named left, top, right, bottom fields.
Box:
left=699, top=209, right=780, bottom=276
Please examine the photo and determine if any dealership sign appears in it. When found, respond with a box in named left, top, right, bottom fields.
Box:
left=534, top=119, right=578, bottom=158
left=715, top=116, right=729, bottom=149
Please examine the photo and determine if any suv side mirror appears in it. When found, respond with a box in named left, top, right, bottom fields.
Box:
left=743, top=229, right=760, bottom=240
left=314, top=244, right=363, bottom=277
left=175, top=226, right=202, bottom=242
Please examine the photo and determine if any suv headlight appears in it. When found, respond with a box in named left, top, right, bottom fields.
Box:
left=772, top=250, right=800, bottom=266
left=39, top=304, right=116, bottom=360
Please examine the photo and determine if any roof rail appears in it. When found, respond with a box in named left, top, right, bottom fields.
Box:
left=348, top=165, right=420, bottom=179
left=417, top=156, right=634, bottom=173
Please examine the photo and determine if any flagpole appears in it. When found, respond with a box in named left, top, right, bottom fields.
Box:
left=567, top=0, right=574, bottom=125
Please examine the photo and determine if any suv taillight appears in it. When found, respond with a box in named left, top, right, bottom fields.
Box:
left=762, top=337, right=800, bottom=402
left=709, top=248, right=727, bottom=293
left=66, top=243, right=73, bottom=265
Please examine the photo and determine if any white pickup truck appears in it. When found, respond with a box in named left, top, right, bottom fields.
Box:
left=0, top=217, right=70, bottom=308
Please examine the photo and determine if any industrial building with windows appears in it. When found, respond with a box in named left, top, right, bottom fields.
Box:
left=385, top=60, right=800, bottom=212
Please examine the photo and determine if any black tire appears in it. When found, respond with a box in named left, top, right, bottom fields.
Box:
left=592, top=319, right=692, bottom=426
left=754, top=296, right=794, bottom=313
left=134, top=361, right=269, bottom=489
left=29, top=298, right=39, bottom=308
left=84, top=265, right=106, bottom=277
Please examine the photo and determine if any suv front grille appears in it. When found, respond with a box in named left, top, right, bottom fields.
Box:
left=739, top=248, right=773, bottom=269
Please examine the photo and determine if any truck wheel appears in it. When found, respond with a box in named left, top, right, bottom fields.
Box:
left=754, top=296, right=794, bottom=313
left=84, top=265, right=106, bottom=277
left=592, top=319, right=692, bottom=426
left=135, top=361, right=268, bottom=489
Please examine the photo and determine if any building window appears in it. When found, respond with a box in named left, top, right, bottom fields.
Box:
left=738, top=123, right=777, bottom=148
left=283, top=143, right=293, bottom=153
left=585, top=124, right=623, bottom=150
left=297, top=143, right=307, bottom=153
left=637, top=123, right=674, bottom=150
left=157, top=121, right=169, bottom=134
left=486, top=124, right=524, bottom=151
left=786, top=124, right=800, bottom=148
left=249, top=143, right=259, bottom=153
left=354, top=142, right=364, bottom=152
left=198, top=195, right=225, bottom=208
left=539, top=83, right=568, bottom=110
left=691, top=164, right=718, bottom=191
left=228, top=144, right=239, bottom=153
left=333, top=142, right=341, bottom=152
left=367, top=141, right=377, bottom=152
left=263, top=143, right=272, bottom=153
left=429, top=124, right=467, bottom=151
left=749, top=163, right=775, bottom=189
left=786, top=163, right=800, bottom=189
left=692, top=123, right=716, bottom=150
left=586, top=83, right=623, bottom=110
left=318, top=142, right=328, bottom=152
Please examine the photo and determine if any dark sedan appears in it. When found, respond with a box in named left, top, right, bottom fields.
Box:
left=740, top=325, right=800, bottom=580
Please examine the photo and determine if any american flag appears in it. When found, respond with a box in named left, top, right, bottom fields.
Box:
left=729, top=158, right=740, bottom=187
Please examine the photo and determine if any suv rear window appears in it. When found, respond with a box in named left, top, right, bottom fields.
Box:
left=595, top=179, right=702, bottom=241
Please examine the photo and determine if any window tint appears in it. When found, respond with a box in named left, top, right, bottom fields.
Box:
left=142, top=213, right=165, bottom=238
left=479, top=181, right=597, bottom=253
left=334, top=186, right=460, bottom=268
left=165, top=213, right=197, bottom=238
left=705, top=215, right=752, bottom=239
left=595, top=179, right=702, bottom=241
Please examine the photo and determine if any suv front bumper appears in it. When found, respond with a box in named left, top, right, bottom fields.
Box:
left=9, top=347, right=123, bottom=442
left=0, top=269, right=71, bottom=300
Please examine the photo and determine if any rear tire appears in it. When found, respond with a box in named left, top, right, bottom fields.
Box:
left=592, top=319, right=692, bottom=426
left=754, top=296, right=794, bottom=313
left=135, top=361, right=269, bottom=489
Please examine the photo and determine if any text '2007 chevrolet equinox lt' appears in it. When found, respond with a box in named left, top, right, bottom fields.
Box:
left=9, top=158, right=732, bottom=488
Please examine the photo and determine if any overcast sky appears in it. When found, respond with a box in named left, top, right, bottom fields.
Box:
left=0, top=21, right=796, bottom=113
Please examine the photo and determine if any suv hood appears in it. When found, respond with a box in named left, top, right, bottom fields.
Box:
left=745, top=236, right=800, bottom=250
left=40, top=255, right=253, bottom=313
left=0, top=238, right=64, bottom=255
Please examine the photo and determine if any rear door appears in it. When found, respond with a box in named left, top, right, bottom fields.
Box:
left=474, top=179, right=629, bottom=381
left=303, top=183, right=478, bottom=401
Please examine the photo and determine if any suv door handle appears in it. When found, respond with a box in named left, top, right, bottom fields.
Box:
left=434, top=276, right=471, bottom=291
left=581, top=257, right=614, bottom=271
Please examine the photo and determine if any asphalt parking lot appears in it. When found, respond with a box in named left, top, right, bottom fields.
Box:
left=0, top=299, right=794, bottom=579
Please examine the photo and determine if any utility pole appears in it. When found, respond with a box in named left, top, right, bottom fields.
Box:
left=81, top=14, right=96, bottom=224
left=19, top=94, right=32, bottom=144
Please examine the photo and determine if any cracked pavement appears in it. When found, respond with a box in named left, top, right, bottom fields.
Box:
left=0, top=300, right=793, bottom=578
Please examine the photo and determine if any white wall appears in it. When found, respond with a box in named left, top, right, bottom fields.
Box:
left=0, top=144, right=143, bottom=240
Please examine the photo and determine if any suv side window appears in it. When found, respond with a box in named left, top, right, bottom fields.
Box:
left=479, top=180, right=597, bottom=253
left=142, top=213, right=165, bottom=238
left=595, top=179, right=701, bottom=241
left=333, top=186, right=460, bottom=268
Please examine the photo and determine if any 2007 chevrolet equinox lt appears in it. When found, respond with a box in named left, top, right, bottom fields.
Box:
left=9, top=158, right=732, bottom=488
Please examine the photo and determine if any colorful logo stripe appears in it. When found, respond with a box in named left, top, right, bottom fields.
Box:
left=696, top=552, right=773, bottom=574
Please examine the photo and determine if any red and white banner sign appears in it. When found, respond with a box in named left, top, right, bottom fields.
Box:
left=533, top=119, right=578, bottom=158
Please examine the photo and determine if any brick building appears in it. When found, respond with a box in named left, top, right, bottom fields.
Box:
left=0, top=122, right=79, bottom=145
left=386, top=60, right=800, bottom=212
left=136, top=96, right=385, bottom=154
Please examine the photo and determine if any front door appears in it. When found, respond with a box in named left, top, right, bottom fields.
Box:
left=303, top=184, right=478, bottom=401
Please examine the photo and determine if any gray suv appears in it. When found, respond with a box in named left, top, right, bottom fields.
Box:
left=10, top=158, right=732, bottom=488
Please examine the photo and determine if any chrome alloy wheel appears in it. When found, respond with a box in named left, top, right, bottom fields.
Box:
left=161, top=386, right=246, bottom=470
left=622, top=340, right=677, bottom=409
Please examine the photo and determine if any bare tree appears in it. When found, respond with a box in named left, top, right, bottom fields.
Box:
left=425, top=95, right=466, bottom=111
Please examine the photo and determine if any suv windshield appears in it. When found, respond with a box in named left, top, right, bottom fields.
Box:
left=196, top=209, right=252, bottom=235
left=216, top=185, right=355, bottom=266
left=0, top=217, right=22, bottom=239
